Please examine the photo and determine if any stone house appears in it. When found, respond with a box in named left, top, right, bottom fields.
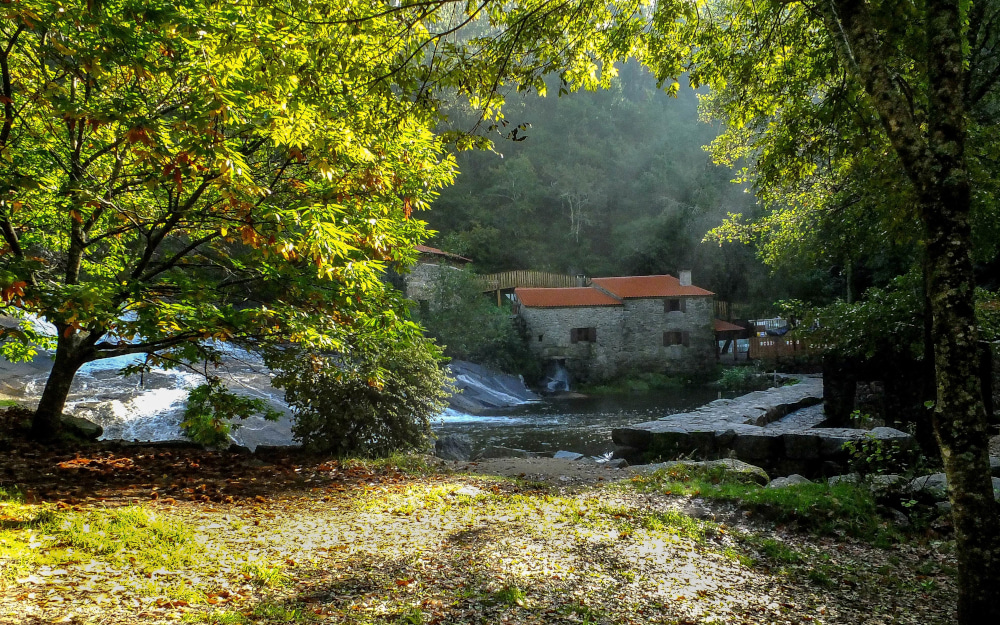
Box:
left=402, top=245, right=472, bottom=306
left=515, top=272, right=715, bottom=382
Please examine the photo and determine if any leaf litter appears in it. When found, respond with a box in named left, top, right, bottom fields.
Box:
left=0, top=436, right=956, bottom=624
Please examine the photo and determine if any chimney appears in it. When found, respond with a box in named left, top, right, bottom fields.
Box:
left=678, top=269, right=692, bottom=287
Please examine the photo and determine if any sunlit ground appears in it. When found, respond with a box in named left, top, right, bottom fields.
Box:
left=0, top=456, right=956, bottom=624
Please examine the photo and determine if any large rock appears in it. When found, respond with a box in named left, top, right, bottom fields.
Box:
left=908, top=473, right=1000, bottom=501
left=767, top=474, right=812, bottom=488
left=635, top=458, right=769, bottom=486
left=867, top=427, right=916, bottom=449
left=60, top=414, right=103, bottom=440
left=730, top=428, right=781, bottom=461
left=447, top=361, right=539, bottom=414
left=435, top=434, right=472, bottom=461
left=990, top=456, right=1000, bottom=477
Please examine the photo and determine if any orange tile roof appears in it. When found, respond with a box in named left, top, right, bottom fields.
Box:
left=714, top=319, right=746, bottom=332
left=516, top=287, right=622, bottom=308
left=591, top=274, right=714, bottom=298
left=415, top=244, right=471, bottom=263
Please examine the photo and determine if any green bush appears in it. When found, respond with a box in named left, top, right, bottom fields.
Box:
left=268, top=339, right=451, bottom=456
left=181, top=381, right=281, bottom=447
left=415, top=268, right=539, bottom=379
left=717, top=366, right=770, bottom=392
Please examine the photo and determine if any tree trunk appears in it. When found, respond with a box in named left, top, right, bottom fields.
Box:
left=923, top=191, right=1000, bottom=621
left=31, top=332, right=92, bottom=441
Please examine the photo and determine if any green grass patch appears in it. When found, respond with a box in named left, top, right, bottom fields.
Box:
left=629, top=466, right=901, bottom=545
left=240, top=558, right=289, bottom=587
left=45, top=506, right=200, bottom=572
left=492, top=583, right=527, bottom=607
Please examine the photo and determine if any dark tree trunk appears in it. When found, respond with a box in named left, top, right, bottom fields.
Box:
left=31, top=331, right=93, bottom=441
left=922, top=190, right=1000, bottom=621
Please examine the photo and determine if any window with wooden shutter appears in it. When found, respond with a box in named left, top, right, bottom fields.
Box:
left=571, top=327, right=597, bottom=343
left=663, top=331, right=689, bottom=346
left=664, top=298, right=687, bottom=312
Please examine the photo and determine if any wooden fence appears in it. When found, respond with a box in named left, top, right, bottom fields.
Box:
left=714, top=300, right=756, bottom=321
left=478, top=270, right=585, bottom=292
left=747, top=336, right=819, bottom=360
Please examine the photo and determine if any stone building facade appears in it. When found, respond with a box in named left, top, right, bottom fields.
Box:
left=516, top=274, right=715, bottom=382
left=402, top=245, right=472, bottom=304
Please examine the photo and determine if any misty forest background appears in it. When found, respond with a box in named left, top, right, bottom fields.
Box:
left=427, top=64, right=825, bottom=310
left=425, top=63, right=1000, bottom=311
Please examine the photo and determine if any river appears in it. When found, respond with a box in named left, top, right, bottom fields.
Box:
left=433, top=387, right=727, bottom=458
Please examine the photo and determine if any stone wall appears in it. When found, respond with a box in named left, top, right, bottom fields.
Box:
left=404, top=262, right=463, bottom=303
left=520, top=305, right=626, bottom=382
left=519, top=294, right=715, bottom=382
left=621, top=296, right=715, bottom=376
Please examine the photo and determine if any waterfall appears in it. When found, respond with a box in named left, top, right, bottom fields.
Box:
left=545, top=361, right=571, bottom=392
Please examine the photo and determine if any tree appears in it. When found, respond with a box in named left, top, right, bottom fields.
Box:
left=681, top=1, right=1000, bottom=619
left=0, top=0, right=456, bottom=440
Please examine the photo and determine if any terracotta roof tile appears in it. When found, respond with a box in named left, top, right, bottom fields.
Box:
left=415, top=244, right=471, bottom=263
left=516, top=287, right=622, bottom=308
left=714, top=319, right=746, bottom=332
left=591, top=274, right=713, bottom=298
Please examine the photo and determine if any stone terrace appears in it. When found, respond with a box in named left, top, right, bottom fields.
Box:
left=611, top=376, right=915, bottom=477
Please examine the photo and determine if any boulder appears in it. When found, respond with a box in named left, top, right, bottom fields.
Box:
left=907, top=473, right=949, bottom=500
left=991, top=456, right=1000, bottom=477
left=868, top=427, right=915, bottom=448
left=908, top=473, right=1000, bottom=501
left=60, top=414, right=103, bottom=440
left=828, top=473, right=860, bottom=486
left=435, top=434, right=472, bottom=461
left=605, top=458, right=629, bottom=469
left=553, top=450, right=585, bottom=461
left=782, top=432, right=821, bottom=460
left=869, top=474, right=905, bottom=496
left=730, top=429, right=781, bottom=461
left=635, top=458, right=769, bottom=486
left=767, top=474, right=812, bottom=488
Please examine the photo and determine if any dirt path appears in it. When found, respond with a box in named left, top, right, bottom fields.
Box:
left=0, top=436, right=957, bottom=625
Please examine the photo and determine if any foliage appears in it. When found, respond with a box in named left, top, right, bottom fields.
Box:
left=431, top=66, right=772, bottom=303
left=415, top=268, right=539, bottom=377
left=842, top=427, right=919, bottom=478
left=0, top=0, right=458, bottom=434
left=628, top=465, right=900, bottom=546
left=181, top=381, right=282, bottom=448
left=801, top=271, right=926, bottom=360
left=268, top=339, right=451, bottom=457
left=717, top=366, right=769, bottom=393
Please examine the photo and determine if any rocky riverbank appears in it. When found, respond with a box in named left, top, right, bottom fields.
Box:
left=611, top=375, right=915, bottom=477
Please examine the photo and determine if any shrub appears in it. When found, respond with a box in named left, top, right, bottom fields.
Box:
left=415, top=268, right=540, bottom=379
left=718, top=366, right=770, bottom=392
left=268, top=339, right=452, bottom=456
left=181, top=381, right=282, bottom=447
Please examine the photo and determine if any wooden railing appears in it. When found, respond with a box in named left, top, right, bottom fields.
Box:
left=714, top=300, right=756, bottom=321
left=478, top=270, right=585, bottom=292
left=748, top=336, right=819, bottom=360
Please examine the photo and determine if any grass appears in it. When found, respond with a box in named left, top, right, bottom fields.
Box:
left=627, top=463, right=902, bottom=546
left=240, top=558, right=289, bottom=588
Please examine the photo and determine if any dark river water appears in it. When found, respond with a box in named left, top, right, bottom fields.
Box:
left=432, top=386, right=726, bottom=457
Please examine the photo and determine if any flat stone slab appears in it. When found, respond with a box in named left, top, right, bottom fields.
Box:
left=611, top=375, right=917, bottom=471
